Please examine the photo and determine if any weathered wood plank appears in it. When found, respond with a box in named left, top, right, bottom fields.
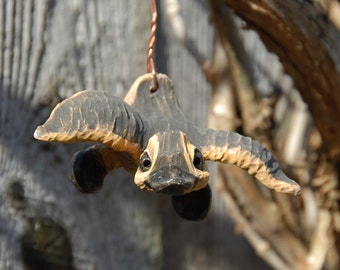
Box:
left=1, top=1, right=161, bottom=269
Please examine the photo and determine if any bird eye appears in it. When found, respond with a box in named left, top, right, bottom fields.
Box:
left=193, top=149, right=204, bottom=170
left=140, top=152, right=152, bottom=171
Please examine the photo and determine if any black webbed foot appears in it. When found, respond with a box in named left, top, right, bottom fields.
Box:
left=70, top=148, right=108, bottom=193
left=172, top=185, right=211, bottom=221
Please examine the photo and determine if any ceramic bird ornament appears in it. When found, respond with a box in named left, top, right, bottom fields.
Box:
left=34, top=73, right=301, bottom=221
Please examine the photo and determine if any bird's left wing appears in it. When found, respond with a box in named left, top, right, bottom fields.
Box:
left=196, top=129, right=301, bottom=195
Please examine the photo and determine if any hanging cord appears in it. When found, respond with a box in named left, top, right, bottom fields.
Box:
left=147, top=0, right=158, bottom=92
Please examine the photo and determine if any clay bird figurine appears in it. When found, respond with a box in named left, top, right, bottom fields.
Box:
left=34, top=73, right=301, bottom=221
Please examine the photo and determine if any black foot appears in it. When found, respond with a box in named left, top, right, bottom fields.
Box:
left=70, top=148, right=107, bottom=193
left=172, top=185, right=211, bottom=221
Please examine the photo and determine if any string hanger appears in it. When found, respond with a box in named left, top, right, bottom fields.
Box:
left=147, top=0, right=158, bottom=92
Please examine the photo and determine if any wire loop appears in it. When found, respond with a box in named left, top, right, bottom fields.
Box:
left=147, top=0, right=158, bottom=92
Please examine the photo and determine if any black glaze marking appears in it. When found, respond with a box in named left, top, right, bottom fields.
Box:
left=140, top=152, right=152, bottom=172
left=172, top=184, right=212, bottom=221
left=148, top=165, right=197, bottom=195
left=156, top=132, right=192, bottom=170
left=70, top=148, right=108, bottom=193
left=193, top=149, right=204, bottom=170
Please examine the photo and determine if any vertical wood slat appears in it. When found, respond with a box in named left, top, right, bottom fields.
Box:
left=0, top=1, right=160, bottom=269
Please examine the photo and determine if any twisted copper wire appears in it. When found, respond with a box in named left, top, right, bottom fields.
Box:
left=147, top=0, right=158, bottom=91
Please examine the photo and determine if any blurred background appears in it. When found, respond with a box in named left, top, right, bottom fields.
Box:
left=1, top=0, right=340, bottom=269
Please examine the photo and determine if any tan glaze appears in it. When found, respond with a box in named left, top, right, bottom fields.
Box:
left=34, top=73, right=300, bottom=219
left=202, top=145, right=299, bottom=195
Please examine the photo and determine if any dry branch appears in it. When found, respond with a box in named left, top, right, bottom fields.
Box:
left=221, top=0, right=340, bottom=162
left=206, top=0, right=340, bottom=269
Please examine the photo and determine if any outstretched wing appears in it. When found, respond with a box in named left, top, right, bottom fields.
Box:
left=197, top=129, right=301, bottom=195
left=34, top=90, right=145, bottom=163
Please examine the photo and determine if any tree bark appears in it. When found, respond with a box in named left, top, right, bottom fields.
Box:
left=205, top=0, right=340, bottom=269
left=221, top=0, right=340, bottom=161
